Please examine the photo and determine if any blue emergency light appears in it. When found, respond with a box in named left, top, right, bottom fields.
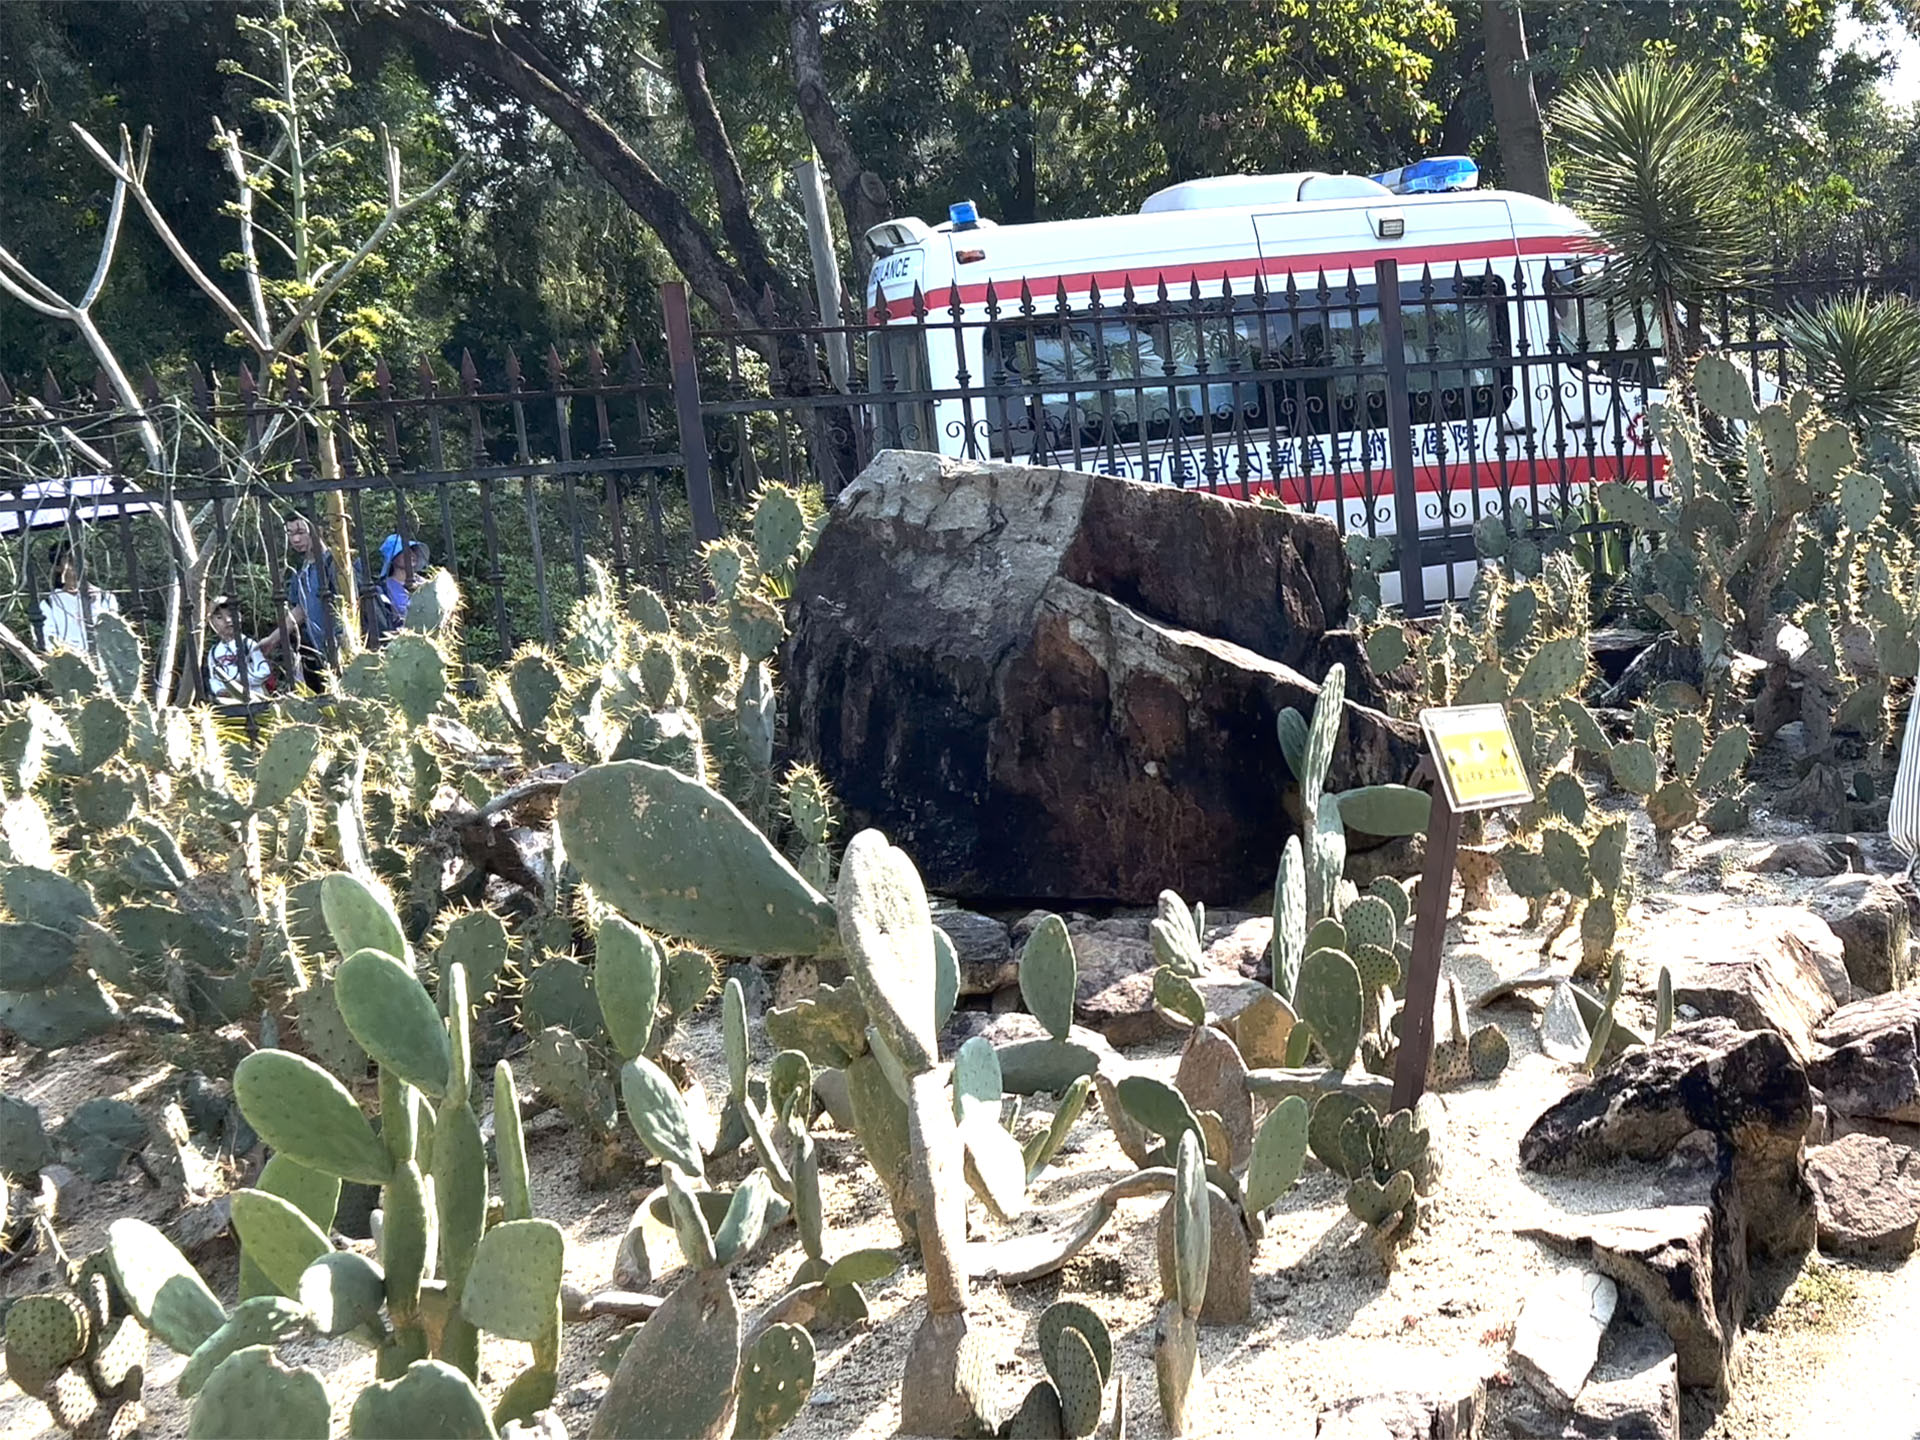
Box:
left=948, top=200, right=980, bottom=229
left=1370, top=156, right=1480, bottom=196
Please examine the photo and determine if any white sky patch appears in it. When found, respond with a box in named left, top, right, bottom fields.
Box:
left=1835, top=3, right=1920, bottom=108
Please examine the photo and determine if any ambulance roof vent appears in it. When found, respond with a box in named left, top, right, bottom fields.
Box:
left=1140, top=172, right=1393, bottom=213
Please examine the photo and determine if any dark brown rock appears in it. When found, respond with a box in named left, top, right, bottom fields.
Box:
left=1520, top=1019, right=1814, bottom=1258
left=1173, top=1025, right=1253, bottom=1167
left=1753, top=835, right=1862, bottom=877
left=1810, top=873, right=1912, bottom=995
left=782, top=452, right=1422, bottom=904
left=1807, top=1132, right=1920, bottom=1257
left=1664, top=906, right=1844, bottom=1062
left=932, top=909, right=1015, bottom=996
left=1069, top=917, right=1167, bottom=1046
left=1808, top=991, right=1920, bottom=1123
left=1522, top=1196, right=1746, bottom=1398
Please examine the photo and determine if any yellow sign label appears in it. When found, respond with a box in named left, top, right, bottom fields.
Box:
left=1420, top=704, right=1534, bottom=813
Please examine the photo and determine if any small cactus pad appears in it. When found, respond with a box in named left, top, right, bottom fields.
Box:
left=336, top=949, right=452, bottom=1100
left=105, top=1218, right=227, bottom=1355
left=1006, top=1381, right=1065, bottom=1440
left=1307, top=1093, right=1371, bottom=1178
left=251, top=725, right=322, bottom=810
left=348, top=1358, right=497, bottom=1439
left=1018, top=914, right=1078, bottom=1042
left=1115, top=1076, right=1202, bottom=1153
left=735, top=1321, right=816, bottom=1440
left=1050, top=1323, right=1105, bottom=1438
left=1245, top=1095, right=1310, bottom=1215
left=178, top=1296, right=311, bottom=1398
left=593, top=916, right=661, bottom=1061
left=1340, top=895, right=1398, bottom=953
left=1272, top=835, right=1307, bottom=1000
left=837, top=830, right=939, bottom=1075
left=618, top=1056, right=705, bottom=1180
left=1040, top=1301, right=1113, bottom=1388
left=1153, top=967, right=1206, bottom=1027
left=382, top=633, right=448, bottom=726
left=234, top=1050, right=394, bottom=1185
left=1347, top=1169, right=1416, bottom=1228
left=556, top=761, right=837, bottom=957
left=186, top=1346, right=329, bottom=1440
left=460, top=1219, right=565, bottom=1342
left=1609, top=740, right=1659, bottom=796
left=1170, top=1131, right=1210, bottom=1315
left=229, top=1188, right=334, bottom=1299
left=319, top=871, right=407, bottom=964
left=1468, top=1025, right=1511, bottom=1079
left=88, top=1312, right=146, bottom=1397
left=4, top=1293, right=88, bottom=1396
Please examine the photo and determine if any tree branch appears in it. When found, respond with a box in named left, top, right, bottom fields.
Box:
left=662, top=2, right=788, bottom=301
left=379, top=1, right=767, bottom=324
left=783, top=0, right=891, bottom=273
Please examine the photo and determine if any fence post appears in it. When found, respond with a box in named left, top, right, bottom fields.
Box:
left=1376, top=258, right=1427, bottom=617
left=660, top=281, right=721, bottom=544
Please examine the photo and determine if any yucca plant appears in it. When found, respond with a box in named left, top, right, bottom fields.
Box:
left=1552, top=61, right=1756, bottom=377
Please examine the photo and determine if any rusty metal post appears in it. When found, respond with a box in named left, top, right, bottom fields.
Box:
left=1390, top=781, right=1461, bottom=1112
left=661, top=282, right=721, bottom=544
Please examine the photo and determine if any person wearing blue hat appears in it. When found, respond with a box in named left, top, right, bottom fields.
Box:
left=363, top=532, right=430, bottom=647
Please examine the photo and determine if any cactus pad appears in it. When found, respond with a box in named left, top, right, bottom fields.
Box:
left=1468, top=1024, right=1511, bottom=1079
left=1115, top=1076, right=1202, bottom=1154
left=336, top=949, right=452, bottom=1100
left=434, top=911, right=508, bottom=1007
left=589, top=1266, right=740, bottom=1440
left=234, top=1050, right=394, bottom=1185
left=104, top=1218, right=226, bottom=1355
left=594, top=916, right=661, bottom=1061
left=1018, top=915, right=1078, bottom=1041
left=1692, top=352, right=1759, bottom=422
left=4, top=1293, right=89, bottom=1396
left=557, top=761, right=837, bottom=957
left=1271, top=835, right=1307, bottom=1001
left=1169, top=1131, right=1210, bottom=1315
left=252, top=725, right=322, bottom=810
left=319, top=871, right=407, bottom=965
left=1050, top=1322, right=1104, bottom=1438
left=88, top=1312, right=146, bottom=1398
left=1696, top=725, right=1751, bottom=792
left=1245, top=1094, right=1309, bottom=1215
left=1307, top=1093, right=1370, bottom=1178
left=177, top=1296, right=311, bottom=1398
left=1295, top=948, right=1363, bottom=1070
left=230, top=1188, right=334, bottom=1299
left=461, top=1219, right=564, bottom=1342
left=619, top=1056, right=705, bottom=1180
left=1340, top=895, right=1397, bottom=953
left=735, top=1321, right=815, bottom=1440
left=837, top=831, right=939, bottom=1075
left=1006, top=1381, right=1065, bottom=1439
left=1337, top=784, right=1432, bottom=837
left=348, top=1358, right=497, bottom=1439
left=187, top=1345, right=327, bottom=1439
left=1346, top=1169, right=1415, bottom=1227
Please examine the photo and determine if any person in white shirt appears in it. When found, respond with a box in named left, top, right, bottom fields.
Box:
left=38, top=539, right=119, bottom=656
left=204, top=596, right=272, bottom=703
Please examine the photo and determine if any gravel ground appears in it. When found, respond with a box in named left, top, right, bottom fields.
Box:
left=4, top=826, right=1918, bottom=1439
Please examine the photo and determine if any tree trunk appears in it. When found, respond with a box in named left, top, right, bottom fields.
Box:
left=1482, top=1, right=1551, bottom=200
left=784, top=0, right=891, bottom=276
left=662, top=3, right=791, bottom=303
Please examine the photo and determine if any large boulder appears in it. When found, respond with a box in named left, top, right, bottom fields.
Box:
left=781, top=451, right=1421, bottom=904
left=1660, top=906, right=1845, bottom=1063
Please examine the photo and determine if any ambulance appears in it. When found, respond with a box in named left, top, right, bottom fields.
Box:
left=861, top=156, right=1662, bottom=607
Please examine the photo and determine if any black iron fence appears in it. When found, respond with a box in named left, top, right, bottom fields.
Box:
left=3, top=255, right=1917, bottom=694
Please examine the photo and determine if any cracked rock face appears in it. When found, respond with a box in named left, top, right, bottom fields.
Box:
left=781, top=452, right=1420, bottom=904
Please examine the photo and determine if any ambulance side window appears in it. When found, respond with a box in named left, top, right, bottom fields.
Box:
left=867, top=326, right=936, bottom=449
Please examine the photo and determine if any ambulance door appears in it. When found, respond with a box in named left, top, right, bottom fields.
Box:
left=865, top=246, right=939, bottom=452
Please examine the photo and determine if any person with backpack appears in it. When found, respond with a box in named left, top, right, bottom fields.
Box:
left=362, top=533, right=428, bottom=647
left=260, top=510, right=342, bottom=690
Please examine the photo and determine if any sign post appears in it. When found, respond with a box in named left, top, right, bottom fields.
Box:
left=1389, top=704, right=1534, bottom=1112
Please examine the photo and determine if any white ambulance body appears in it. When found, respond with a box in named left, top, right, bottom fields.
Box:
left=861, top=159, right=1662, bottom=608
